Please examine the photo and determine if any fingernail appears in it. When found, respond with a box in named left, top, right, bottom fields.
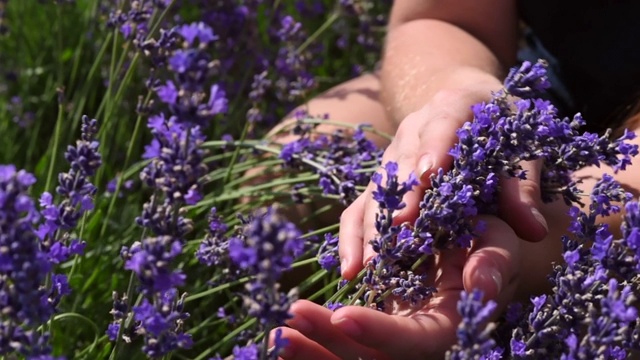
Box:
left=530, top=207, right=548, bottom=232
left=331, top=316, right=362, bottom=337
left=418, top=154, right=434, bottom=182
left=474, top=267, right=502, bottom=298
left=289, top=314, right=314, bottom=334
left=392, top=208, right=404, bottom=218
left=340, top=258, right=349, bottom=277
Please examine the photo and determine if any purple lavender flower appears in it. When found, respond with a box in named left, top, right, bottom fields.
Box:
left=317, top=233, right=340, bottom=271
left=176, top=22, right=218, bottom=46
left=231, top=343, right=259, bottom=360
left=132, top=289, right=192, bottom=357
left=37, top=116, right=100, bottom=263
left=229, top=207, right=304, bottom=279
left=123, top=236, right=186, bottom=295
left=228, top=207, right=303, bottom=335
left=447, top=289, right=499, bottom=360
left=195, top=208, right=230, bottom=267
left=140, top=115, right=208, bottom=205
left=0, top=165, right=54, bottom=357
left=503, top=59, right=551, bottom=97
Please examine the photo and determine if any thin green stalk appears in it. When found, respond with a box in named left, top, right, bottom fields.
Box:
left=44, top=102, right=65, bottom=192
left=194, top=318, right=257, bottom=360
left=98, top=91, right=151, bottom=239
left=296, top=11, right=340, bottom=54
left=223, top=120, right=251, bottom=185
left=260, top=321, right=273, bottom=360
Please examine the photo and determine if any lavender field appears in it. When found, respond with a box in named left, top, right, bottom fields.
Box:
left=1, top=1, right=640, bottom=359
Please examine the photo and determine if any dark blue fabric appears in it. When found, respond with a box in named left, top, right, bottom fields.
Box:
left=518, top=0, right=640, bottom=132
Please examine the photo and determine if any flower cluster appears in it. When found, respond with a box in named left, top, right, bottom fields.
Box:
left=37, top=115, right=100, bottom=263
left=504, top=181, right=640, bottom=358
left=229, top=207, right=305, bottom=327
left=0, top=113, right=102, bottom=358
left=0, top=165, right=53, bottom=357
left=447, top=290, right=501, bottom=360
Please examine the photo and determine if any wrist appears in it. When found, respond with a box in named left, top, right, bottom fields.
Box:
left=383, top=67, right=502, bottom=127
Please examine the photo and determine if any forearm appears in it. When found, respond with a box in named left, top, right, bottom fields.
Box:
left=380, top=19, right=517, bottom=124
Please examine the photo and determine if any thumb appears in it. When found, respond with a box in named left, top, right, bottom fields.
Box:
left=393, top=108, right=464, bottom=224
left=413, top=111, right=465, bottom=188
left=498, top=160, right=548, bottom=242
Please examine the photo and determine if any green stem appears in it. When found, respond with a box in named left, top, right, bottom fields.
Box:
left=296, top=10, right=340, bottom=54
left=223, top=120, right=251, bottom=185
left=98, top=91, right=151, bottom=239
left=45, top=102, right=65, bottom=192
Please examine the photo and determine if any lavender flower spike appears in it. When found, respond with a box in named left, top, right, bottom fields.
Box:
left=447, top=289, right=500, bottom=360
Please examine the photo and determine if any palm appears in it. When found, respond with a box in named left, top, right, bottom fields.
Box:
left=275, top=216, right=520, bottom=360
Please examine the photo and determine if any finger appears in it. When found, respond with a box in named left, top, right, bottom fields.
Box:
left=498, top=160, right=548, bottom=242
left=463, top=215, right=521, bottom=304
left=271, top=327, right=340, bottom=360
left=414, top=114, right=466, bottom=187
left=338, top=194, right=366, bottom=280
left=286, top=300, right=380, bottom=359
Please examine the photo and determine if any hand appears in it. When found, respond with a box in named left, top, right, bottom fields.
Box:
left=339, top=87, right=549, bottom=281
left=274, top=215, right=521, bottom=359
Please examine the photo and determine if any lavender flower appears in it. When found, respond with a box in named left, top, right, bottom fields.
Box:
left=195, top=207, right=230, bottom=267
left=447, top=289, right=499, bottom=360
left=503, top=60, right=551, bottom=97
left=317, top=233, right=340, bottom=271
left=140, top=115, right=208, bottom=205
left=37, top=115, right=100, bottom=263
left=505, top=175, right=640, bottom=358
left=229, top=207, right=304, bottom=326
left=132, top=290, right=192, bottom=357
left=0, top=165, right=53, bottom=357
left=122, top=236, right=186, bottom=295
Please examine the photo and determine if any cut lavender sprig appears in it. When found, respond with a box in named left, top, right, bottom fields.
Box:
left=280, top=111, right=383, bottom=203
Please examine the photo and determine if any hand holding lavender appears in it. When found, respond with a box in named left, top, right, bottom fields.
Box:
left=280, top=60, right=640, bottom=359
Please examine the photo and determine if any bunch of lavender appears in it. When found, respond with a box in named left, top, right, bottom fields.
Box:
left=503, top=175, right=640, bottom=358
left=346, top=60, right=638, bottom=310
left=279, top=110, right=384, bottom=205
left=198, top=207, right=305, bottom=359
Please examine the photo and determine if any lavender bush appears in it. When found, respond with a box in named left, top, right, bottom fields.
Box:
left=1, top=1, right=640, bottom=359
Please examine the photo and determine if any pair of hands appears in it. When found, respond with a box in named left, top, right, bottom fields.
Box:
left=276, top=87, right=550, bottom=359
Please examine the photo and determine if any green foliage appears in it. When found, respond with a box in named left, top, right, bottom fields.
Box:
left=0, top=0, right=390, bottom=358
